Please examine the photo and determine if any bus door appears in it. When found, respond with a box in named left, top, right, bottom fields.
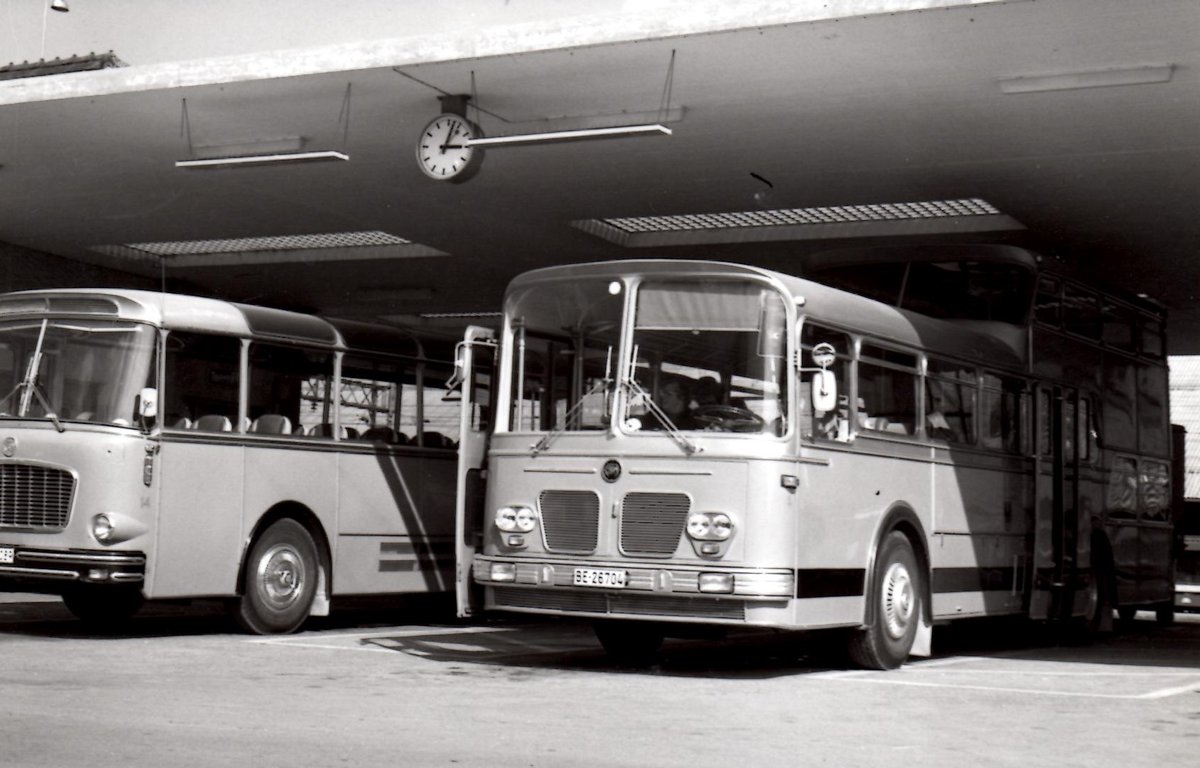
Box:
left=1030, top=386, right=1082, bottom=621
left=452, top=326, right=496, bottom=617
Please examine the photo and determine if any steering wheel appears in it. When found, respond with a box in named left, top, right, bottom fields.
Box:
left=691, top=404, right=765, bottom=433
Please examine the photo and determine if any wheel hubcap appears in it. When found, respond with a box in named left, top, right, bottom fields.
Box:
left=881, top=562, right=916, bottom=640
left=256, top=544, right=306, bottom=610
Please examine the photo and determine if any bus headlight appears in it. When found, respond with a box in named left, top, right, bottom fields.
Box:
left=686, top=512, right=735, bottom=541
left=92, top=514, right=114, bottom=543
left=89, top=512, right=147, bottom=545
left=495, top=506, right=537, bottom=533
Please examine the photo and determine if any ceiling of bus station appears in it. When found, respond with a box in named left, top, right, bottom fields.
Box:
left=1, top=0, right=1198, bottom=348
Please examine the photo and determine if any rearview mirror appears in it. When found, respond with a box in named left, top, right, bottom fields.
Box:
left=811, top=370, right=837, bottom=413
left=137, top=387, right=158, bottom=430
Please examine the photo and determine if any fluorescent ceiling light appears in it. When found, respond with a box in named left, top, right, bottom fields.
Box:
left=176, top=150, right=349, bottom=168
left=574, top=199, right=1023, bottom=248
left=467, top=124, right=671, bottom=147
left=998, top=65, right=1174, bottom=94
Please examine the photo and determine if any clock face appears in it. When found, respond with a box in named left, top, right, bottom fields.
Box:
left=416, top=114, right=480, bottom=181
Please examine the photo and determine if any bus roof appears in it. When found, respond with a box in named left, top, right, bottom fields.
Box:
left=0, top=288, right=424, bottom=357
left=508, top=259, right=1025, bottom=372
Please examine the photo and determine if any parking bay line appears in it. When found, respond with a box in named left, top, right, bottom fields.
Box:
left=816, top=658, right=1200, bottom=700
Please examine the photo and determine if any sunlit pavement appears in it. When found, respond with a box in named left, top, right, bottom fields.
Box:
left=2, top=594, right=1197, bottom=767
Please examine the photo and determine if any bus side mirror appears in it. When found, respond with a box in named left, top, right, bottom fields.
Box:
left=137, top=387, right=158, bottom=429
left=811, top=370, right=837, bottom=413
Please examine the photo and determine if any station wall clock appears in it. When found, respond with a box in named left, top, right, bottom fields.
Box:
left=415, top=113, right=483, bottom=182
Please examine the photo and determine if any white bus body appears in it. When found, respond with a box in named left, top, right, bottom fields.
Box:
left=456, top=255, right=1174, bottom=668
left=0, top=289, right=461, bottom=632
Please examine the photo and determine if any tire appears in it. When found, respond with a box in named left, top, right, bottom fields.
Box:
left=849, top=531, right=922, bottom=670
left=594, top=621, right=664, bottom=666
left=62, top=585, right=144, bottom=629
left=232, top=519, right=318, bottom=635
left=1155, top=604, right=1175, bottom=626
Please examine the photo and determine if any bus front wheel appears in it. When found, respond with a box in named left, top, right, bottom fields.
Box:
left=849, top=531, right=922, bottom=670
left=232, top=519, right=318, bottom=635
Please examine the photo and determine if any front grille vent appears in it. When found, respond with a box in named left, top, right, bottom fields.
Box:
left=538, top=490, right=600, bottom=553
left=620, top=492, right=690, bottom=556
left=0, top=463, right=75, bottom=530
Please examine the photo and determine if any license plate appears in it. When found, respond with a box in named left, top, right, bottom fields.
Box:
left=573, top=568, right=627, bottom=588
left=0, top=546, right=13, bottom=564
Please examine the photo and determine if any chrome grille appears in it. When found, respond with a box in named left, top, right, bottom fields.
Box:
left=620, top=492, right=690, bottom=556
left=538, top=490, right=600, bottom=553
left=0, top=464, right=75, bottom=530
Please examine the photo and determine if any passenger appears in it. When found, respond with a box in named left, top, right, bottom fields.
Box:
left=690, top=376, right=721, bottom=410
left=648, top=378, right=699, bottom=430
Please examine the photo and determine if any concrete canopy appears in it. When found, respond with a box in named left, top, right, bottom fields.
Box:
left=1, top=0, right=1198, bottom=346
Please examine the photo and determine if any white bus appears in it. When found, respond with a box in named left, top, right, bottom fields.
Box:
left=0, top=289, right=465, bottom=632
left=454, top=249, right=1175, bottom=668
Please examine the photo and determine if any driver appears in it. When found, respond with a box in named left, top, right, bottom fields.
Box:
left=648, top=378, right=700, bottom=430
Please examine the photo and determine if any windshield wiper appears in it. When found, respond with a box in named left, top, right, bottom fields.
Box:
left=1, top=319, right=64, bottom=432
left=623, top=378, right=699, bottom=456
left=530, top=376, right=612, bottom=457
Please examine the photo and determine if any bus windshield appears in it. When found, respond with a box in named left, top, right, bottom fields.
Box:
left=0, top=319, right=156, bottom=426
left=625, top=280, right=787, bottom=435
left=504, top=278, right=624, bottom=433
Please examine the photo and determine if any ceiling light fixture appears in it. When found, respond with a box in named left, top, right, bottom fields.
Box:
left=50, top=0, right=68, bottom=12
left=998, top=65, right=1174, bottom=94
left=175, top=150, right=349, bottom=169
left=466, top=123, right=671, bottom=147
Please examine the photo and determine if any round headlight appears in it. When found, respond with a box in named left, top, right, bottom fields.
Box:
left=494, top=507, right=518, bottom=532
left=710, top=513, right=733, bottom=540
left=92, top=513, right=114, bottom=543
left=514, top=507, right=537, bottom=533
left=686, top=512, right=711, bottom=539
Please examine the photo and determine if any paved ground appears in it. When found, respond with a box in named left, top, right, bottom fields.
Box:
left=1, top=593, right=1197, bottom=768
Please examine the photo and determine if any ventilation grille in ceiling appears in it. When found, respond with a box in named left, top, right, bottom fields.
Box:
left=573, top=198, right=1023, bottom=247
left=93, top=231, right=447, bottom=268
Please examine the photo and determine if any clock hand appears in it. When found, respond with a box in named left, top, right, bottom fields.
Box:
left=440, top=123, right=456, bottom=154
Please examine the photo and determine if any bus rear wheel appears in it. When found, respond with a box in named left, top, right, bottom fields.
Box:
left=849, top=531, right=922, bottom=670
left=232, top=519, right=318, bottom=635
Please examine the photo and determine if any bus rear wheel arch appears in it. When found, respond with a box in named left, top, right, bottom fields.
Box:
left=232, top=518, right=320, bottom=634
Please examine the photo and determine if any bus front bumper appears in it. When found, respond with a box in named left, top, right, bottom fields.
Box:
left=0, top=545, right=145, bottom=587
left=472, top=555, right=794, bottom=599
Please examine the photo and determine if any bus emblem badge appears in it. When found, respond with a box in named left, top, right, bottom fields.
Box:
left=601, top=460, right=622, bottom=483
left=1, top=437, right=15, bottom=457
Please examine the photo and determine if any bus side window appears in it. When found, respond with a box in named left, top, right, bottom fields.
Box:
left=340, top=354, right=403, bottom=443
left=164, top=332, right=240, bottom=430
left=858, top=344, right=917, bottom=436
left=981, top=373, right=1026, bottom=453
left=248, top=343, right=332, bottom=437
left=926, top=358, right=976, bottom=444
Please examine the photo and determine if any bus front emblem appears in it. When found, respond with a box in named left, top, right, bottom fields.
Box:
left=1, top=437, right=15, bottom=457
left=601, top=460, right=622, bottom=483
